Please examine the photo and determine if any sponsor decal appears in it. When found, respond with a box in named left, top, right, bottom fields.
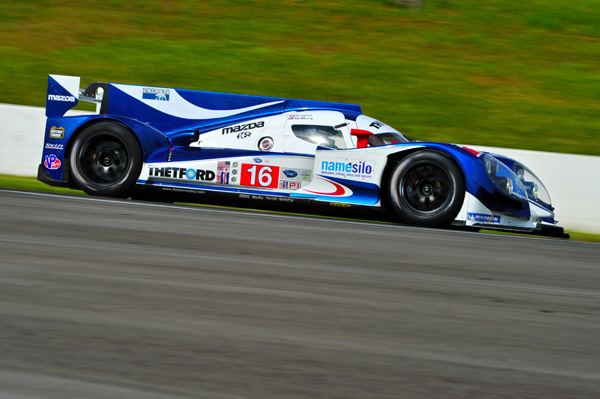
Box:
left=222, top=121, right=264, bottom=135
left=49, top=126, right=65, bottom=139
left=44, top=154, right=61, bottom=170
left=320, top=159, right=374, bottom=179
left=217, top=161, right=230, bottom=184
left=45, top=143, right=64, bottom=150
left=185, top=168, right=197, bottom=179
left=253, top=158, right=262, bottom=164
left=280, top=168, right=311, bottom=181
left=142, top=87, right=170, bottom=101
left=467, top=213, right=501, bottom=224
left=279, top=168, right=311, bottom=182
left=330, top=202, right=352, bottom=208
left=240, top=194, right=266, bottom=200
left=279, top=181, right=302, bottom=190
left=162, top=187, right=206, bottom=195
left=301, top=171, right=311, bottom=180
left=288, top=114, right=313, bottom=121
left=370, top=121, right=384, bottom=129
left=148, top=167, right=215, bottom=181
left=47, top=94, right=76, bottom=102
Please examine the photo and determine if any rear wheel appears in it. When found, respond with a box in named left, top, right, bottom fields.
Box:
left=70, top=122, right=142, bottom=197
left=389, top=151, right=465, bottom=227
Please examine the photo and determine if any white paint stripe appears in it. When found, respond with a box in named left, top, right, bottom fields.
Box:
left=113, top=84, right=284, bottom=120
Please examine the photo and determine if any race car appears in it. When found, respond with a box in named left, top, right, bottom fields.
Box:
left=38, top=75, right=569, bottom=238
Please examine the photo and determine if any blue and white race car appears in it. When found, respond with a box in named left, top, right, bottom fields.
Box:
left=38, top=75, right=568, bottom=238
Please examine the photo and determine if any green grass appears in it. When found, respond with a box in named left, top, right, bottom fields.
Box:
left=2, top=174, right=598, bottom=243
left=1, top=1, right=599, bottom=155
left=0, top=174, right=85, bottom=195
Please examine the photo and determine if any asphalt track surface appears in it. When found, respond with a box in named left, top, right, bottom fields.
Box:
left=1, top=189, right=599, bottom=399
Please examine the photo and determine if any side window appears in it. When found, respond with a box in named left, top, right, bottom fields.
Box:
left=291, top=125, right=347, bottom=149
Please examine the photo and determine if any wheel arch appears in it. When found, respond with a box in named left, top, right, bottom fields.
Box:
left=380, top=147, right=467, bottom=213
left=65, top=118, right=142, bottom=169
left=68, top=119, right=150, bottom=197
left=65, top=116, right=171, bottom=168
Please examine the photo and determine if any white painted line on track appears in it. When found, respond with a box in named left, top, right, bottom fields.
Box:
left=1, top=189, right=593, bottom=245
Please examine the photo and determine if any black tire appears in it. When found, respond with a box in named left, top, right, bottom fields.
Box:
left=388, top=151, right=465, bottom=227
left=69, top=122, right=142, bottom=197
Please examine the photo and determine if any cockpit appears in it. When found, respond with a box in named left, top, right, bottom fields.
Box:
left=291, top=124, right=412, bottom=150
left=291, top=125, right=348, bottom=149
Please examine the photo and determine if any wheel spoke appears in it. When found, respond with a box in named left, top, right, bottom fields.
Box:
left=401, top=163, right=451, bottom=213
left=80, top=136, right=129, bottom=184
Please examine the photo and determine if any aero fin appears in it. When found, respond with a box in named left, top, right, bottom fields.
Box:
left=46, top=75, right=80, bottom=117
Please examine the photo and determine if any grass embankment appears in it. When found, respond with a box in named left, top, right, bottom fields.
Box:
left=1, top=0, right=599, bottom=155
left=2, top=175, right=598, bottom=243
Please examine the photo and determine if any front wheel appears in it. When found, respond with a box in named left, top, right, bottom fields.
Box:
left=69, top=122, right=142, bottom=197
left=388, top=151, right=465, bottom=227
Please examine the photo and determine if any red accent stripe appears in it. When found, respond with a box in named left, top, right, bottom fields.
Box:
left=305, top=179, right=346, bottom=196
left=462, top=146, right=481, bottom=156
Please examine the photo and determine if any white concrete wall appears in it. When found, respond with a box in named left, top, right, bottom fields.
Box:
left=1, top=103, right=598, bottom=234
left=0, top=104, right=47, bottom=176
left=0, top=103, right=91, bottom=176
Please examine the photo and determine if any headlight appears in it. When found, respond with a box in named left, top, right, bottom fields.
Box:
left=483, top=155, right=528, bottom=200
left=512, top=162, right=552, bottom=206
left=484, top=156, right=498, bottom=176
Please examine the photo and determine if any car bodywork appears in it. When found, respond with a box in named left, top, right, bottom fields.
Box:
left=38, top=75, right=569, bottom=238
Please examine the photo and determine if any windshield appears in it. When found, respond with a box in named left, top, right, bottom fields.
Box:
left=367, top=132, right=412, bottom=147
left=291, top=125, right=347, bottom=149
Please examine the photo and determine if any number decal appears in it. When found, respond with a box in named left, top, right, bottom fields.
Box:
left=241, top=164, right=280, bottom=188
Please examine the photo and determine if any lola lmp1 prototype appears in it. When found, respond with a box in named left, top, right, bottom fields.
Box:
left=38, top=75, right=568, bottom=238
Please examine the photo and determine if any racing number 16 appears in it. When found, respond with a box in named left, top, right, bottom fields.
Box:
left=241, top=164, right=280, bottom=189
